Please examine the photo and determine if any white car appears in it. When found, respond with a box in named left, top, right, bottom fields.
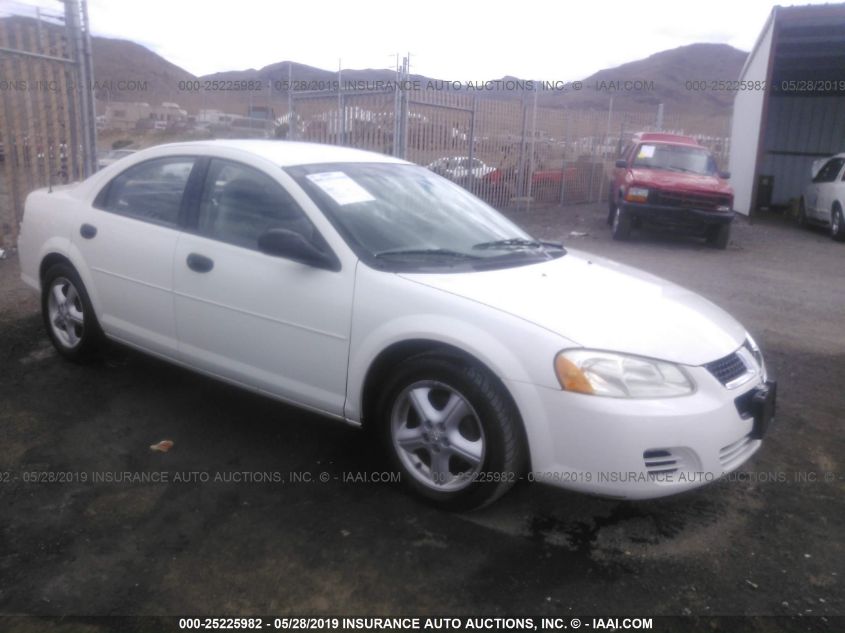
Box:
left=96, top=148, right=137, bottom=170
left=18, top=140, right=776, bottom=510
left=799, top=153, right=845, bottom=241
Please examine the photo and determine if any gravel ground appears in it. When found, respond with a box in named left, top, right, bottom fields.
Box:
left=0, top=204, right=843, bottom=631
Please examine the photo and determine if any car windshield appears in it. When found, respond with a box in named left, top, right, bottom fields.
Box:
left=632, top=143, right=718, bottom=175
left=286, top=162, right=563, bottom=271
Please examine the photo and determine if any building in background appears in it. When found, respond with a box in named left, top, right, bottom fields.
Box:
left=729, top=3, right=845, bottom=216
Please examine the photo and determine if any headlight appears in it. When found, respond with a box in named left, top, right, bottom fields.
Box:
left=625, top=187, right=649, bottom=203
left=743, top=333, right=766, bottom=380
left=554, top=349, right=695, bottom=398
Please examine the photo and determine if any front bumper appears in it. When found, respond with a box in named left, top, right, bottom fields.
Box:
left=508, top=366, right=773, bottom=499
left=622, top=201, right=734, bottom=230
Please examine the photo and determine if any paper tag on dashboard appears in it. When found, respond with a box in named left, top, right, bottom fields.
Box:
left=306, top=171, right=375, bottom=206
left=638, top=145, right=655, bottom=159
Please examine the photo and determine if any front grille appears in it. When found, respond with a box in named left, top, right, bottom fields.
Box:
left=705, top=352, right=747, bottom=385
left=650, top=190, right=730, bottom=210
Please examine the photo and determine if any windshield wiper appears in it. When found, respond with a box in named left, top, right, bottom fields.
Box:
left=374, top=248, right=480, bottom=259
left=472, top=238, right=563, bottom=251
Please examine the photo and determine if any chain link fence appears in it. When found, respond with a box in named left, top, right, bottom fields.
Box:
left=284, top=86, right=731, bottom=210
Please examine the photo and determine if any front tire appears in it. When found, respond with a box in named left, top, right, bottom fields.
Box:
left=41, top=263, right=103, bottom=362
left=377, top=353, right=525, bottom=511
left=706, top=223, right=731, bottom=249
left=611, top=205, right=632, bottom=240
left=831, top=205, right=845, bottom=242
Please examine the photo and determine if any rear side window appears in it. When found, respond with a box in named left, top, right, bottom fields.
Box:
left=95, top=157, right=195, bottom=226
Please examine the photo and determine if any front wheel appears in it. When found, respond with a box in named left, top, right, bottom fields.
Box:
left=41, top=263, right=103, bottom=362
left=378, top=354, right=526, bottom=511
left=611, top=205, right=632, bottom=240
left=831, top=206, right=845, bottom=242
left=706, top=223, right=731, bottom=249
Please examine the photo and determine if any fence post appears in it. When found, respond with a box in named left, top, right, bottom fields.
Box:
left=467, top=95, right=476, bottom=194
left=65, top=0, right=97, bottom=177
left=525, top=88, right=537, bottom=209
left=516, top=93, right=528, bottom=199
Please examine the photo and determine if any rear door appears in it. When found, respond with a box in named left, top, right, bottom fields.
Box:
left=75, top=156, right=197, bottom=357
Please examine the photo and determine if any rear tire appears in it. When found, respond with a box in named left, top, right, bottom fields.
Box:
left=611, top=205, right=632, bottom=240
left=831, top=205, right=845, bottom=242
left=377, top=353, right=525, bottom=511
left=41, top=263, right=103, bottom=362
left=706, top=224, right=731, bottom=250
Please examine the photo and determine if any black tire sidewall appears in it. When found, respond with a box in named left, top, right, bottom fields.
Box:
left=832, top=207, right=845, bottom=241
left=41, top=263, right=101, bottom=361
left=376, top=354, right=521, bottom=511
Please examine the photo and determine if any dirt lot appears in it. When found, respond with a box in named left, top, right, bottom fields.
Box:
left=0, top=204, right=843, bottom=631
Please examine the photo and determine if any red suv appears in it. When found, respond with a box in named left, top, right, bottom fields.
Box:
left=608, top=133, right=734, bottom=248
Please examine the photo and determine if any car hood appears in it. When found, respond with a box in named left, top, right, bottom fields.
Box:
left=629, top=168, right=732, bottom=195
left=399, top=250, right=745, bottom=366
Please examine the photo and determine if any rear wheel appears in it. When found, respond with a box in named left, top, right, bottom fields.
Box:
left=831, top=205, right=845, bottom=242
left=706, top=224, right=731, bottom=250
left=41, top=263, right=102, bottom=362
left=378, top=353, right=525, bottom=511
left=611, top=205, right=632, bottom=240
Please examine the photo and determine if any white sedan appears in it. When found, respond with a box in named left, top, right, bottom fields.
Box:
left=18, top=140, right=776, bottom=510
left=799, top=153, right=845, bottom=241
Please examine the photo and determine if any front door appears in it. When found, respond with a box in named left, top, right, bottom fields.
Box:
left=172, top=158, right=354, bottom=415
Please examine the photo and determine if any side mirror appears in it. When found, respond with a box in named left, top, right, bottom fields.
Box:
left=615, top=159, right=627, bottom=168
left=719, top=171, right=731, bottom=179
left=257, top=228, right=340, bottom=271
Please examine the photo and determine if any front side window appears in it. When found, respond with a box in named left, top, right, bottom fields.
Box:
left=632, top=143, right=718, bottom=175
left=197, top=159, right=317, bottom=250
left=287, top=162, right=564, bottom=272
left=813, top=158, right=845, bottom=183
left=97, top=157, right=195, bottom=225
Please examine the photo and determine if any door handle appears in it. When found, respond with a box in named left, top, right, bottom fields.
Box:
left=80, top=223, right=97, bottom=239
left=186, top=253, right=214, bottom=273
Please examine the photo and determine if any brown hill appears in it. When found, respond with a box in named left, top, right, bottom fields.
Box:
left=554, top=43, right=749, bottom=114
left=0, top=15, right=747, bottom=119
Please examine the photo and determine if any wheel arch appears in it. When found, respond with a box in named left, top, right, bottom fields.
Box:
left=358, top=338, right=532, bottom=471
left=37, top=244, right=103, bottom=318
left=39, top=252, right=74, bottom=281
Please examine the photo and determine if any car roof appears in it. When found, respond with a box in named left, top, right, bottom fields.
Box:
left=634, top=132, right=702, bottom=147
left=155, top=139, right=409, bottom=167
